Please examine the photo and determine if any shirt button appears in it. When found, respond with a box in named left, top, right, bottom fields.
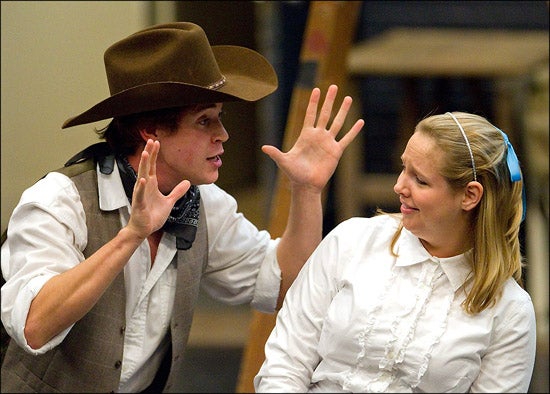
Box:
left=120, top=326, right=126, bottom=335
left=114, top=360, right=122, bottom=369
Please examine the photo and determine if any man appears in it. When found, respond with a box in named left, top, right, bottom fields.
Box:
left=1, top=22, right=364, bottom=392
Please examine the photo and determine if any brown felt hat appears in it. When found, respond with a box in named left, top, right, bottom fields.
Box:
left=62, top=22, right=278, bottom=128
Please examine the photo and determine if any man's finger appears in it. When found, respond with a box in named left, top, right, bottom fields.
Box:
left=302, top=88, right=321, bottom=129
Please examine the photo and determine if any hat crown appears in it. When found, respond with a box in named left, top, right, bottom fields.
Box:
left=104, top=22, right=223, bottom=95
left=62, top=21, right=278, bottom=129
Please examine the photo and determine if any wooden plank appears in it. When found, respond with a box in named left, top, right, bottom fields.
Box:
left=235, top=2, right=362, bottom=392
left=348, top=28, right=549, bottom=77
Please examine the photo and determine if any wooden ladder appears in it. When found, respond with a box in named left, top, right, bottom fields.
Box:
left=235, top=2, right=362, bottom=391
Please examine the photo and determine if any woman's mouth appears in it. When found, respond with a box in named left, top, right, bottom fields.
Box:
left=400, top=201, right=418, bottom=215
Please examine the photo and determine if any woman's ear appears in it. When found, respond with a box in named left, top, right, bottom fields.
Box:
left=462, top=181, right=483, bottom=212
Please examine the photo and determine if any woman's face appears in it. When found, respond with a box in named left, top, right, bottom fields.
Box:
left=393, top=132, right=470, bottom=256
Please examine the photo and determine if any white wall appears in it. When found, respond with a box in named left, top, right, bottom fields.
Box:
left=1, top=1, right=154, bottom=232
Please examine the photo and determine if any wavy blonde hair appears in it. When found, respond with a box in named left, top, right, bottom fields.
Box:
left=388, top=112, right=524, bottom=314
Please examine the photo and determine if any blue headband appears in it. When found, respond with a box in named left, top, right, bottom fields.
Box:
left=496, top=128, right=526, bottom=222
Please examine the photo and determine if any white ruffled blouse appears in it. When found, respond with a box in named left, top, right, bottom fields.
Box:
left=254, top=215, right=536, bottom=393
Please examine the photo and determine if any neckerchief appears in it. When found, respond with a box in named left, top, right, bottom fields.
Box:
left=116, top=155, right=200, bottom=250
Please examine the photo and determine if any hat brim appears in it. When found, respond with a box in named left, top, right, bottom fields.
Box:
left=62, top=45, right=278, bottom=129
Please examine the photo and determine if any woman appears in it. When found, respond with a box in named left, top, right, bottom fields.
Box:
left=254, top=112, right=536, bottom=393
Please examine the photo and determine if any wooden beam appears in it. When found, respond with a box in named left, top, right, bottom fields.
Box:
left=235, top=2, right=362, bottom=391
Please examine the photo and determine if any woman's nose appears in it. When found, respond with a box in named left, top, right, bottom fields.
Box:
left=393, top=172, right=405, bottom=195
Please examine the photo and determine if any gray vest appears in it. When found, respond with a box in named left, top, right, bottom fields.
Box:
left=1, top=160, right=208, bottom=393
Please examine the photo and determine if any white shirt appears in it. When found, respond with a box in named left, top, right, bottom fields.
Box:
left=254, top=215, right=536, bottom=393
left=1, top=163, right=281, bottom=392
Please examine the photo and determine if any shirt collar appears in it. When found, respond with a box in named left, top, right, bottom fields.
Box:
left=396, top=226, right=472, bottom=292
left=437, top=252, right=472, bottom=292
left=395, top=227, right=432, bottom=266
left=97, top=162, right=130, bottom=211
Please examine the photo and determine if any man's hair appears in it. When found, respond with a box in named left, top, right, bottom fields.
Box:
left=96, top=105, right=197, bottom=156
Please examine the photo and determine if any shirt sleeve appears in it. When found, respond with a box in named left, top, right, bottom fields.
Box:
left=198, top=184, right=281, bottom=313
left=1, top=172, right=87, bottom=354
left=470, top=283, right=537, bottom=393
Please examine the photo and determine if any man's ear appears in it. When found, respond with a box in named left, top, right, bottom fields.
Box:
left=462, top=181, right=483, bottom=212
left=139, top=127, right=158, bottom=142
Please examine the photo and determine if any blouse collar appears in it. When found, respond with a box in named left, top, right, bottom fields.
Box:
left=395, top=226, right=472, bottom=292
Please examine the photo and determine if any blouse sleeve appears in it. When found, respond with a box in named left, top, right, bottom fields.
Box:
left=254, top=220, right=351, bottom=392
left=470, top=285, right=537, bottom=392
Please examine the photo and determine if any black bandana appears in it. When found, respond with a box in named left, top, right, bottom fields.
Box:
left=116, top=155, right=200, bottom=250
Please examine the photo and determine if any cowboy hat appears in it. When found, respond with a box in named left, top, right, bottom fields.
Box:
left=62, top=22, right=278, bottom=128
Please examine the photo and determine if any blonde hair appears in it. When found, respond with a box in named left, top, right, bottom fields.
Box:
left=388, top=112, right=525, bottom=315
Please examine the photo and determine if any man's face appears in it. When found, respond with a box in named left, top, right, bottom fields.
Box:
left=154, top=103, right=228, bottom=192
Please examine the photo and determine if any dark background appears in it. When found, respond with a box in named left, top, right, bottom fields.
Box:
left=178, top=0, right=548, bottom=227
left=1, top=1, right=547, bottom=392
left=173, top=1, right=548, bottom=393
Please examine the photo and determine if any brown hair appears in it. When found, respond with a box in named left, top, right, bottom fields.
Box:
left=95, top=105, right=202, bottom=156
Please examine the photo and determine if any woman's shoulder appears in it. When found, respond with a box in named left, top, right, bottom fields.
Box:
left=491, top=278, right=536, bottom=327
left=333, top=213, right=401, bottom=235
left=501, top=278, right=535, bottom=309
left=325, top=213, right=402, bottom=252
